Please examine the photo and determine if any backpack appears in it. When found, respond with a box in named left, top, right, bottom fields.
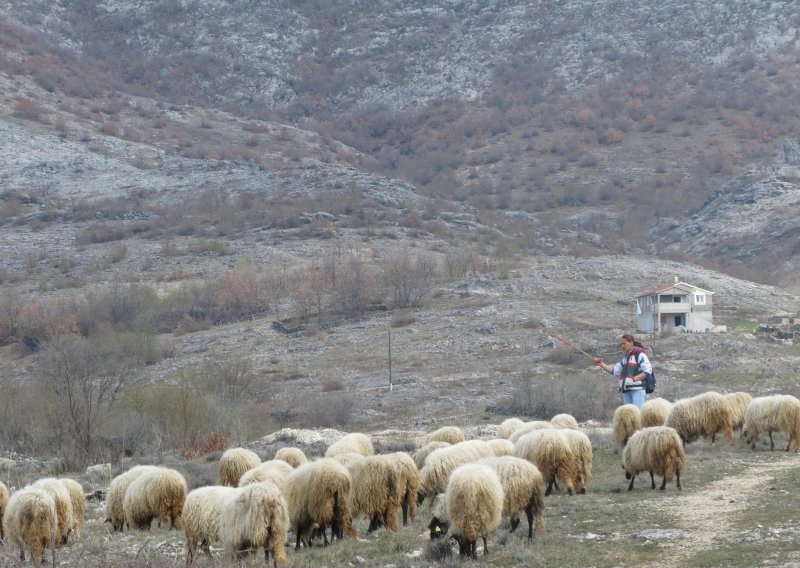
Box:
left=644, top=369, right=656, bottom=394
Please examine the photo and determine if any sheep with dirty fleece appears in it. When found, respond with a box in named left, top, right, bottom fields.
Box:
left=123, top=467, right=188, bottom=530
left=478, top=456, right=546, bottom=539
left=219, top=481, right=290, bottom=567
left=344, top=454, right=400, bottom=533
left=183, top=485, right=239, bottom=564
left=274, top=446, right=308, bottom=468
left=418, top=439, right=494, bottom=504
left=486, top=438, right=515, bottom=457
left=559, top=428, right=593, bottom=493
left=283, top=458, right=357, bottom=549
left=218, top=447, right=261, bottom=487
left=425, top=425, right=465, bottom=445
left=378, top=451, right=421, bottom=526
left=641, top=398, right=673, bottom=428
left=667, top=391, right=734, bottom=445
left=551, top=413, right=580, bottom=430
left=105, top=465, right=163, bottom=531
left=612, top=404, right=642, bottom=448
left=622, top=426, right=686, bottom=491
left=325, top=432, right=375, bottom=458
left=59, top=478, right=86, bottom=539
left=0, top=480, right=8, bottom=540
left=508, top=421, right=554, bottom=444
left=743, top=394, right=800, bottom=451
left=238, top=459, right=295, bottom=488
left=2, top=487, right=58, bottom=566
left=724, top=391, right=753, bottom=435
left=496, top=417, right=525, bottom=440
left=412, top=440, right=450, bottom=470
left=30, top=478, right=74, bottom=545
left=513, top=429, right=580, bottom=496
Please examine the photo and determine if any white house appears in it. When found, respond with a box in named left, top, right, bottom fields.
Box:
left=636, top=277, right=714, bottom=333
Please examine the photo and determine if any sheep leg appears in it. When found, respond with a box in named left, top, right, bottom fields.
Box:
left=525, top=504, right=534, bottom=539
left=509, top=514, right=520, bottom=533
left=401, top=499, right=409, bottom=526
left=482, top=534, right=488, bottom=556
left=650, top=471, right=656, bottom=490
left=659, top=475, right=667, bottom=490
left=769, top=431, right=775, bottom=450
left=294, top=530, right=302, bottom=551
left=676, top=470, right=682, bottom=490
left=627, top=475, right=635, bottom=491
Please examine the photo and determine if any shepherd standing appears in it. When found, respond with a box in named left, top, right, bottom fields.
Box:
left=593, top=334, right=652, bottom=409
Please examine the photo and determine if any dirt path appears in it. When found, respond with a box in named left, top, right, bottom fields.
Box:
left=640, top=452, right=800, bottom=567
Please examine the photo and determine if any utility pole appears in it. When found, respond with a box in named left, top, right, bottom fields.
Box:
left=388, top=326, right=393, bottom=392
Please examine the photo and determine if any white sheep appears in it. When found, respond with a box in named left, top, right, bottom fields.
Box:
left=345, top=455, right=400, bottom=533
left=238, top=459, right=295, bottom=488
left=622, top=426, right=686, bottom=491
left=183, top=485, right=239, bottom=564
left=641, top=398, right=673, bottom=428
left=325, top=432, right=375, bottom=457
left=443, top=463, right=504, bottom=558
left=219, top=481, right=290, bottom=566
left=378, top=452, right=421, bottom=526
left=30, top=478, right=74, bottom=545
left=426, top=426, right=466, bottom=445
left=2, top=487, right=58, bottom=566
left=724, top=392, right=753, bottom=435
left=105, top=465, right=163, bottom=531
left=496, top=417, right=525, bottom=440
left=274, top=447, right=308, bottom=468
left=411, top=440, right=450, bottom=470
left=513, top=429, right=580, bottom=496
left=0, top=480, right=8, bottom=541
left=59, top=478, right=86, bottom=539
left=612, top=404, right=642, bottom=448
left=559, top=428, right=593, bottom=493
left=486, top=438, right=515, bottom=457
left=330, top=451, right=366, bottom=469
left=551, top=413, right=579, bottom=430
left=508, top=421, right=554, bottom=444
left=123, top=467, right=188, bottom=530
left=666, top=391, right=734, bottom=446
left=418, top=440, right=494, bottom=504
left=743, top=394, right=800, bottom=451
left=218, top=447, right=261, bottom=487
left=478, top=456, right=546, bottom=538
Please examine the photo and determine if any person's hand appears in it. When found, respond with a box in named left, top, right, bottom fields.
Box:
left=593, top=356, right=603, bottom=367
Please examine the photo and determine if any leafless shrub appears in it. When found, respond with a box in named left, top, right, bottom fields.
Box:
left=76, top=223, right=128, bottom=245
left=301, top=393, right=355, bottom=428
left=382, top=247, right=441, bottom=309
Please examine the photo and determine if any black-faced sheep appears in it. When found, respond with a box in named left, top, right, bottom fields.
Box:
left=559, top=429, right=593, bottom=493
left=666, top=391, right=734, bottom=446
left=105, top=465, right=163, bottom=531
left=274, top=446, right=308, bottom=468
left=325, top=432, right=375, bottom=458
left=183, top=485, right=239, bottom=564
left=31, top=478, right=74, bottom=545
left=238, top=459, right=295, bottom=489
left=345, top=455, right=399, bottom=533
left=426, top=426, right=466, bottom=445
left=59, top=478, right=86, bottom=539
left=379, top=452, right=421, bottom=526
left=612, top=404, right=642, bottom=448
left=622, top=426, right=686, bottom=491
left=513, top=429, right=580, bottom=496
left=0, top=480, right=8, bottom=540
left=283, top=458, right=357, bottom=549
left=2, top=487, right=58, bottom=565
left=496, top=417, right=525, bottom=440
left=486, top=438, right=515, bottom=457
left=743, top=394, right=800, bottom=451
left=641, top=398, right=673, bottom=428
left=123, top=467, right=188, bottom=530
left=218, top=447, right=261, bottom=487
left=551, top=413, right=579, bottom=430
left=478, top=456, right=546, bottom=539
left=411, top=440, right=450, bottom=470
left=508, top=421, right=554, bottom=444
left=418, top=440, right=494, bottom=504
left=219, top=481, right=290, bottom=567
left=724, top=392, right=753, bottom=435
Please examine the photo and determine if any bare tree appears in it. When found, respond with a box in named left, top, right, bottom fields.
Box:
left=332, top=254, right=374, bottom=316
left=382, top=247, right=440, bottom=308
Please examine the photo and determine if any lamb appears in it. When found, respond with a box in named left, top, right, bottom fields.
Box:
left=219, top=481, right=290, bottom=567
left=559, top=429, right=593, bottom=493
left=283, top=458, right=357, bottom=549
left=59, top=478, right=86, bottom=539
left=31, top=478, right=74, bottom=545
left=622, top=426, right=686, bottom=491
left=218, top=447, right=261, bottom=487
left=378, top=452, right=421, bottom=526
left=496, top=417, right=525, bottom=440
left=274, top=447, right=308, bottom=468
left=345, top=455, right=399, bottom=533
left=325, top=432, right=374, bottom=457
left=105, top=465, right=163, bottom=531
left=183, top=485, right=239, bottom=564
left=411, top=441, right=450, bottom=470
left=425, top=426, right=465, bottom=445
left=442, top=463, right=504, bottom=558
left=641, top=398, right=673, bottom=428
left=477, top=456, right=546, bottom=539
left=238, top=460, right=295, bottom=489
left=612, top=404, right=642, bottom=448
left=486, top=438, right=515, bottom=457
left=666, top=391, right=734, bottom=446
left=743, top=394, right=800, bottom=451
left=0, top=480, right=8, bottom=540
left=123, top=467, right=188, bottom=530
left=513, top=429, right=580, bottom=496
left=418, top=440, right=494, bottom=504
left=508, top=421, right=554, bottom=444
left=2, top=487, right=58, bottom=566
left=551, top=413, right=579, bottom=430
left=724, top=392, right=753, bottom=435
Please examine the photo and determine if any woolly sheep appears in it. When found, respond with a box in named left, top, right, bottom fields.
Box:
left=426, top=426, right=466, bottom=445
left=724, top=392, right=753, bottom=435
left=418, top=440, right=494, bottom=504
left=496, top=417, right=525, bottom=440
left=59, top=478, right=86, bottom=539
left=183, top=485, right=239, bottom=564
left=478, top=456, right=546, bottom=539
left=551, top=413, right=579, bottom=430
left=443, top=463, right=504, bottom=558
left=411, top=441, right=450, bottom=470
left=124, top=467, right=188, bottom=530
left=641, top=398, right=673, bottom=428
left=218, top=447, right=261, bottom=487
left=486, top=438, right=515, bottom=457
left=667, top=391, right=734, bottom=446
left=2, top=487, right=58, bottom=566
left=283, top=458, right=357, bottom=549
left=508, top=421, right=554, bottom=444
left=31, top=478, right=74, bottom=545
left=330, top=451, right=366, bottom=469
left=345, top=455, right=399, bottom=533
left=612, top=404, right=642, bottom=448
left=743, top=394, right=800, bottom=451
left=325, top=432, right=375, bottom=458
left=274, top=447, right=308, bottom=468
left=622, top=426, right=686, bottom=491
left=105, top=465, right=163, bottom=531
left=219, top=481, right=290, bottom=566
left=238, top=460, right=295, bottom=488
left=513, top=429, right=580, bottom=496
left=378, top=452, right=421, bottom=526
left=0, top=480, right=8, bottom=541
left=559, top=429, right=593, bottom=493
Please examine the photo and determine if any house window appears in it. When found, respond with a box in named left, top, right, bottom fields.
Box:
left=695, top=294, right=706, bottom=305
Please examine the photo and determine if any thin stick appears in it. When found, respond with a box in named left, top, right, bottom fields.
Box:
left=549, top=333, right=595, bottom=359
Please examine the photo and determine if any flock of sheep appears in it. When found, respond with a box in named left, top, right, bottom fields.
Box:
left=1, top=391, right=798, bottom=564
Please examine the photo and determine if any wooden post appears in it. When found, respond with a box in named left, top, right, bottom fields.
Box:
left=388, top=327, right=393, bottom=392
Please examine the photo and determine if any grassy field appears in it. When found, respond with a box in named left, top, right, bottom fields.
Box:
left=2, top=426, right=799, bottom=567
